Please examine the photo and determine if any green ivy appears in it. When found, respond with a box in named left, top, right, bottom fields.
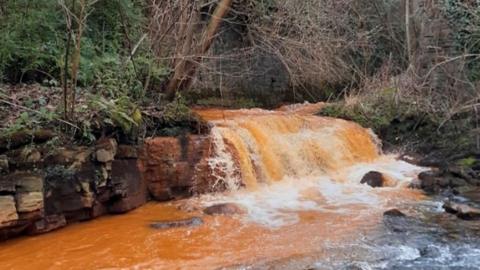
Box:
left=441, top=0, right=480, bottom=81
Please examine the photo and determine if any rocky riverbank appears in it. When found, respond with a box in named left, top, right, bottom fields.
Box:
left=400, top=153, right=480, bottom=221
left=2, top=105, right=480, bottom=241
left=0, top=133, right=222, bottom=240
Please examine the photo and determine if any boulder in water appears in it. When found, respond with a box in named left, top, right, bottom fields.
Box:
left=419, top=245, right=442, bottom=259
left=360, top=171, right=385, bottom=188
left=443, top=201, right=480, bottom=220
left=150, top=217, right=204, bottom=229
left=383, top=209, right=406, bottom=217
left=203, top=203, right=246, bottom=216
left=419, top=171, right=443, bottom=193
left=382, top=208, right=419, bottom=233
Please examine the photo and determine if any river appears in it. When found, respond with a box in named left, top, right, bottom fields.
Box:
left=0, top=103, right=479, bottom=269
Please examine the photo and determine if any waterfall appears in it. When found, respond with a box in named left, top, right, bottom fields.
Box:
left=198, top=103, right=382, bottom=190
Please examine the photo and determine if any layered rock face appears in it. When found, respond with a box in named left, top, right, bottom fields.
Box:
left=140, top=135, right=217, bottom=201
left=0, top=139, right=149, bottom=240
left=0, top=134, right=222, bottom=240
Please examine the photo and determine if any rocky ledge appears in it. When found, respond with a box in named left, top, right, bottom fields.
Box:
left=399, top=152, right=480, bottom=194
left=0, top=134, right=220, bottom=241
left=0, top=138, right=146, bottom=240
left=418, top=166, right=480, bottom=194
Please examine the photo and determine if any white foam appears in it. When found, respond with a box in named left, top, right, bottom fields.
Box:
left=396, top=245, right=421, bottom=260
left=207, top=127, right=241, bottom=190
left=201, top=158, right=426, bottom=227
left=342, top=156, right=427, bottom=186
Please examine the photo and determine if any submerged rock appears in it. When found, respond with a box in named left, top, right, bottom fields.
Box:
left=27, top=214, right=66, bottom=235
left=443, top=201, right=480, bottom=220
left=203, top=203, right=246, bottom=216
left=384, top=209, right=406, bottom=217
left=419, top=245, right=443, bottom=259
left=382, top=208, right=419, bottom=233
left=150, top=217, right=203, bottom=229
left=360, top=171, right=384, bottom=188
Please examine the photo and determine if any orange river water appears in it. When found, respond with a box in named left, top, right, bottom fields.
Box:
left=0, top=191, right=423, bottom=270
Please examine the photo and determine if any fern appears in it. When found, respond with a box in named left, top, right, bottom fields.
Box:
left=91, top=96, right=142, bottom=134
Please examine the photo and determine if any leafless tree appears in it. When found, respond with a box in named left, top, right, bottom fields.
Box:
left=148, top=0, right=233, bottom=100
left=58, top=0, right=98, bottom=120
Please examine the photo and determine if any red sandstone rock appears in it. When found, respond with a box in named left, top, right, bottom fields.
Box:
left=108, top=159, right=147, bottom=213
left=141, top=135, right=216, bottom=201
left=0, top=133, right=219, bottom=240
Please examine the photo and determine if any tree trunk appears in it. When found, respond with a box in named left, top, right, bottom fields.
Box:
left=69, top=0, right=87, bottom=119
left=165, top=0, right=233, bottom=100
left=165, top=2, right=199, bottom=99
left=405, top=0, right=412, bottom=66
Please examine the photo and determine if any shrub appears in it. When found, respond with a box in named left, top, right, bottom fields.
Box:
left=0, top=1, right=64, bottom=83
left=90, top=95, right=142, bottom=135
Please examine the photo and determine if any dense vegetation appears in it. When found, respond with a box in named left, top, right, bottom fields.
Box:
left=0, top=0, right=479, bottom=159
left=0, top=1, right=157, bottom=87
left=0, top=0, right=182, bottom=141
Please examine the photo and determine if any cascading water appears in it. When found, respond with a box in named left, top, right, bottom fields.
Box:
left=1, top=103, right=480, bottom=270
left=200, top=104, right=387, bottom=187
left=195, top=104, right=425, bottom=227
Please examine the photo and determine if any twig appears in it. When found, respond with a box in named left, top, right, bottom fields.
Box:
left=131, top=34, right=148, bottom=56
left=422, top=54, right=480, bottom=83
